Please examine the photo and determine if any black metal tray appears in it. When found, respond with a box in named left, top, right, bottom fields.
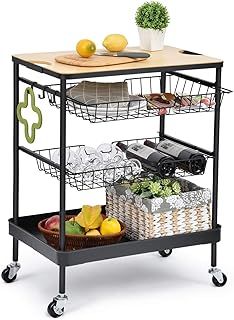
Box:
left=9, top=207, right=221, bottom=267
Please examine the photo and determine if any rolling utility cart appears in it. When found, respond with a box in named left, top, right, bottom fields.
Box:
left=2, top=46, right=231, bottom=317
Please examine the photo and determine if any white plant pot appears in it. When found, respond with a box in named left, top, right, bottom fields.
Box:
left=138, top=27, right=166, bottom=51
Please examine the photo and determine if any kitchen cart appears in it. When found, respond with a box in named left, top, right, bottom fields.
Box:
left=2, top=46, right=230, bottom=317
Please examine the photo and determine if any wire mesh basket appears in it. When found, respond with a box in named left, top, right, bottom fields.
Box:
left=46, top=73, right=231, bottom=123
left=34, top=137, right=210, bottom=191
left=35, top=145, right=137, bottom=191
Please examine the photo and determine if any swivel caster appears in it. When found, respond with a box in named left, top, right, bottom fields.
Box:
left=1, top=262, right=21, bottom=283
left=159, top=249, right=172, bottom=257
left=209, top=267, right=227, bottom=287
left=47, top=294, right=68, bottom=318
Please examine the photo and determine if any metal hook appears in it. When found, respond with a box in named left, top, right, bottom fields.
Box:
left=38, top=85, right=50, bottom=100
left=52, top=92, right=56, bottom=104
left=48, top=91, right=56, bottom=105
left=38, top=88, right=46, bottom=99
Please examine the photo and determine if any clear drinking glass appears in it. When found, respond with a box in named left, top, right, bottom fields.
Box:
left=79, top=146, right=103, bottom=169
left=97, top=143, right=124, bottom=165
left=124, top=159, right=142, bottom=180
left=82, top=164, right=95, bottom=185
left=103, top=163, right=123, bottom=184
left=51, top=148, right=81, bottom=173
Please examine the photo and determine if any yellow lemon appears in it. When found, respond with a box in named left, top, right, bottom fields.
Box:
left=86, top=229, right=101, bottom=236
left=103, top=34, right=128, bottom=52
left=100, top=217, right=121, bottom=235
left=76, top=39, right=96, bottom=58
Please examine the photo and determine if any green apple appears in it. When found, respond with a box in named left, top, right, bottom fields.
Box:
left=65, top=221, right=84, bottom=235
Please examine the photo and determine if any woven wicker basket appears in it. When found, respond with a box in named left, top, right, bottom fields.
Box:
left=38, top=215, right=126, bottom=251
left=106, top=179, right=211, bottom=240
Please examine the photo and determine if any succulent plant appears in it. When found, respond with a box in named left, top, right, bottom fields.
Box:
left=130, top=182, right=142, bottom=194
left=129, top=178, right=182, bottom=199
left=149, top=181, right=162, bottom=195
left=161, top=179, right=170, bottom=186
left=160, top=186, right=173, bottom=197
left=135, top=1, right=170, bottom=31
left=141, top=179, right=151, bottom=189
left=171, top=181, right=181, bottom=195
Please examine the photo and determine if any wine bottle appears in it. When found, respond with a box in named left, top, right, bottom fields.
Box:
left=116, top=142, right=176, bottom=178
left=144, top=139, right=207, bottom=175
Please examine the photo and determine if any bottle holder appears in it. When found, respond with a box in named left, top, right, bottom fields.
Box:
left=34, top=137, right=210, bottom=191
left=45, top=73, right=231, bottom=123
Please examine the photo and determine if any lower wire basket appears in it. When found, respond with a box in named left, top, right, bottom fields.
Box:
left=34, top=137, right=210, bottom=192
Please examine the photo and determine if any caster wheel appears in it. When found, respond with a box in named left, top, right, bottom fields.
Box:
left=47, top=301, right=64, bottom=318
left=1, top=267, right=17, bottom=283
left=159, top=249, right=172, bottom=257
left=212, top=273, right=227, bottom=287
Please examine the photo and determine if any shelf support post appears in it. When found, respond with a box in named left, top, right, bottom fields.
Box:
left=59, top=76, right=67, bottom=294
left=160, top=72, right=166, bottom=139
left=13, top=62, right=19, bottom=262
left=211, top=66, right=222, bottom=267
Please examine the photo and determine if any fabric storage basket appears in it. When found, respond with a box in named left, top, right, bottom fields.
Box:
left=106, top=179, right=211, bottom=240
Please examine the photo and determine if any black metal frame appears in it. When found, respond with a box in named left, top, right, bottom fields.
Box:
left=11, top=57, right=224, bottom=297
left=13, top=62, right=19, bottom=263
left=211, top=67, right=222, bottom=267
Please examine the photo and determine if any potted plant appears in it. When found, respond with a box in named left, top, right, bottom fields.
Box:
left=135, top=1, right=170, bottom=51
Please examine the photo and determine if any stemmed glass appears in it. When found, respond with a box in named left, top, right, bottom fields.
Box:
left=121, top=158, right=142, bottom=180
left=77, top=146, right=103, bottom=184
left=51, top=148, right=81, bottom=173
left=97, top=143, right=123, bottom=166
left=103, top=157, right=142, bottom=184
left=97, top=144, right=125, bottom=183
left=79, top=146, right=103, bottom=168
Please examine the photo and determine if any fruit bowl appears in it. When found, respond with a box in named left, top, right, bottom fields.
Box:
left=38, top=215, right=126, bottom=251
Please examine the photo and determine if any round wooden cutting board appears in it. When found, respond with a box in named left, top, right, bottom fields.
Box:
left=55, top=54, right=146, bottom=67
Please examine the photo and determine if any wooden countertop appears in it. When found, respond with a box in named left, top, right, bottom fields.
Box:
left=13, top=46, right=223, bottom=78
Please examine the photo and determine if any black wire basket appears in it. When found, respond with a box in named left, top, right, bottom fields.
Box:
left=34, top=137, right=210, bottom=192
left=46, top=73, right=231, bottom=123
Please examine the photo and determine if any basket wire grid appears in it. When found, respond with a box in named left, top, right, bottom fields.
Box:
left=45, top=74, right=230, bottom=123
left=34, top=137, right=210, bottom=192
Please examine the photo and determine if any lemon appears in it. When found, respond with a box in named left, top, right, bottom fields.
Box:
left=86, top=229, right=101, bottom=236
left=100, top=217, right=121, bottom=235
left=76, top=39, right=96, bottom=58
left=103, top=34, right=128, bottom=52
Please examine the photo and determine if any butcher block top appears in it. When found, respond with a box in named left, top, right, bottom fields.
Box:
left=13, top=46, right=223, bottom=79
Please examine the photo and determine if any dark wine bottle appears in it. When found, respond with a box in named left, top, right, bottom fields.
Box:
left=116, top=142, right=176, bottom=178
left=144, top=139, right=207, bottom=175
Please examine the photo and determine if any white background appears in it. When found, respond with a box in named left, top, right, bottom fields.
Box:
left=0, top=0, right=233, bottom=319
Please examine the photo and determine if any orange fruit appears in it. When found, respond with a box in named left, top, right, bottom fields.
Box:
left=76, top=39, right=96, bottom=58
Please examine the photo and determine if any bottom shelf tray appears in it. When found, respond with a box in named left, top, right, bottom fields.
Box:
left=9, top=207, right=221, bottom=267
